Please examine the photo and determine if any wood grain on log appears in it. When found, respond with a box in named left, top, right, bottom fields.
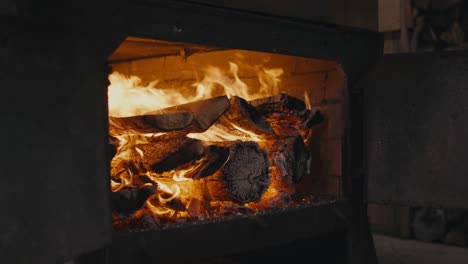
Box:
left=149, top=96, right=231, bottom=132
left=112, top=137, right=205, bottom=175
left=109, top=111, right=194, bottom=135
left=263, top=135, right=310, bottom=185
left=133, top=137, right=205, bottom=173
left=205, top=141, right=270, bottom=204
left=218, top=96, right=274, bottom=135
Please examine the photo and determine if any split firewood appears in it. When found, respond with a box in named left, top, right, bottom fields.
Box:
left=185, top=145, right=230, bottom=180
left=217, top=96, right=274, bottom=135
left=250, top=93, right=324, bottom=136
left=249, top=93, right=307, bottom=118
left=111, top=185, right=157, bottom=217
left=262, top=135, right=311, bottom=186
left=112, top=136, right=205, bottom=175
left=149, top=95, right=231, bottom=132
left=132, top=137, right=205, bottom=173
left=205, top=141, right=271, bottom=204
left=109, top=96, right=230, bottom=136
left=108, top=111, right=194, bottom=136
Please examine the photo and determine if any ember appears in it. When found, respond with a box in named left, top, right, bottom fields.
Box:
left=108, top=55, right=330, bottom=231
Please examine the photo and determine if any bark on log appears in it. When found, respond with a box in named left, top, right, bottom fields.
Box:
left=205, top=141, right=270, bottom=204
left=148, top=96, right=231, bottom=132
left=250, top=93, right=306, bottom=117
left=111, top=185, right=157, bottom=217
left=111, top=137, right=205, bottom=176
left=133, top=137, right=205, bottom=173
left=263, top=135, right=310, bottom=186
left=217, top=96, right=274, bottom=135
left=109, top=111, right=194, bottom=136
left=250, top=93, right=324, bottom=136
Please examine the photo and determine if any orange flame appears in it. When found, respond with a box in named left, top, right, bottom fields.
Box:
left=108, top=62, right=283, bottom=117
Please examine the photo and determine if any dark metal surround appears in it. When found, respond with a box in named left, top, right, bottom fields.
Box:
left=0, top=1, right=382, bottom=263
left=108, top=201, right=349, bottom=263
left=363, top=50, right=468, bottom=210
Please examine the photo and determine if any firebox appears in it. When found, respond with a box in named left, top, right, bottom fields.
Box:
left=108, top=37, right=345, bottom=228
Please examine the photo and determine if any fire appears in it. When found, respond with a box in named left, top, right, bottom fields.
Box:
left=109, top=59, right=319, bottom=229
left=108, top=62, right=283, bottom=117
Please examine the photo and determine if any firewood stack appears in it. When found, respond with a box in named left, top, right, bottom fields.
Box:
left=109, top=93, right=323, bottom=221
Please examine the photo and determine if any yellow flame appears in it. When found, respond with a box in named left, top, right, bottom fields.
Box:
left=146, top=200, right=173, bottom=215
left=187, top=123, right=262, bottom=142
left=157, top=181, right=181, bottom=203
left=304, top=91, right=312, bottom=110
left=108, top=62, right=284, bottom=117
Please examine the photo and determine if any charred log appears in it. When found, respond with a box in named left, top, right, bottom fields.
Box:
left=150, top=96, right=231, bottom=132
left=111, top=185, right=157, bottom=217
left=250, top=93, right=324, bottom=136
left=133, top=137, right=205, bottom=173
left=111, top=136, right=205, bottom=177
left=109, top=112, right=194, bottom=135
left=218, top=96, right=274, bottom=135
left=206, top=141, right=270, bottom=204
left=301, top=109, right=324, bottom=129
left=250, top=93, right=306, bottom=117
left=185, top=145, right=230, bottom=180
left=263, top=135, right=310, bottom=186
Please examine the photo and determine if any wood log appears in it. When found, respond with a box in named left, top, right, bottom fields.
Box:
left=148, top=95, right=231, bottom=132
left=249, top=93, right=307, bottom=117
left=185, top=145, right=230, bottom=180
left=249, top=93, right=324, bottom=136
left=205, top=141, right=270, bottom=204
left=109, top=96, right=230, bottom=136
left=111, top=185, right=157, bottom=217
left=263, top=135, right=310, bottom=186
left=131, top=137, right=205, bottom=173
left=111, top=136, right=205, bottom=177
left=109, top=111, right=194, bottom=136
left=217, top=96, right=274, bottom=135
left=301, top=109, right=324, bottom=129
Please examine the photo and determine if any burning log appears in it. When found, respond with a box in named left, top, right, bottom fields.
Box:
left=111, top=185, right=157, bottom=217
left=109, top=111, right=194, bottom=135
left=205, top=141, right=271, bottom=204
left=109, top=96, right=230, bottom=136
left=111, top=136, right=205, bottom=179
left=150, top=95, right=231, bottom=132
left=249, top=93, right=324, bottom=137
left=263, top=135, right=311, bottom=185
left=217, top=96, right=274, bottom=135
left=185, top=145, right=230, bottom=180
left=132, top=137, right=205, bottom=173
left=250, top=93, right=307, bottom=117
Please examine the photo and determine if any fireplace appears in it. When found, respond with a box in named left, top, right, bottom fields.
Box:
left=0, top=1, right=384, bottom=264
left=108, top=37, right=344, bottom=227
left=101, top=37, right=353, bottom=262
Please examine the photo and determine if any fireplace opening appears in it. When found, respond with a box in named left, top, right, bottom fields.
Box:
left=107, top=37, right=345, bottom=232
